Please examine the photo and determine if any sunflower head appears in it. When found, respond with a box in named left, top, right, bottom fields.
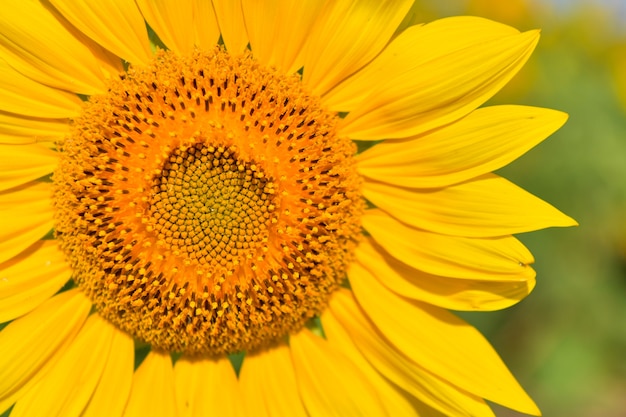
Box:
left=0, top=1, right=577, bottom=416
left=53, top=48, right=364, bottom=354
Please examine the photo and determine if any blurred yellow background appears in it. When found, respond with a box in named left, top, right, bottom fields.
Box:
left=408, top=1, right=626, bottom=416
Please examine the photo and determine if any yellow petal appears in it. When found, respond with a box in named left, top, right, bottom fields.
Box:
left=0, top=240, right=71, bottom=323
left=328, top=289, right=494, bottom=417
left=0, top=59, right=82, bottom=118
left=0, top=0, right=109, bottom=94
left=357, top=105, right=568, bottom=188
left=339, top=18, right=540, bottom=140
left=362, top=209, right=535, bottom=281
left=0, top=182, right=53, bottom=265
left=319, top=311, right=420, bottom=417
left=192, top=0, right=220, bottom=49
left=90, top=40, right=126, bottom=81
left=303, top=0, right=413, bottom=96
left=174, top=355, right=242, bottom=417
left=123, top=351, right=176, bottom=417
left=11, top=314, right=117, bottom=417
left=212, top=0, right=248, bottom=54
left=364, top=174, right=577, bottom=238
left=242, top=0, right=325, bottom=74
left=0, top=111, right=70, bottom=145
left=355, top=238, right=536, bottom=311
left=0, top=144, right=58, bottom=191
left=81, top=324, right=134, bottom=417
left=290, top=328, right=387, bottom=417
left=136, top=0, right=195, bottom=55
left=48, top=0, right=153, bottom=65
left=349, top=267, right=540, bottom=415
left=324, top=16, right=516, bottom=111
left=240, top=344, right=307, bottom=417
left=0, top=289, right=91, bottom=413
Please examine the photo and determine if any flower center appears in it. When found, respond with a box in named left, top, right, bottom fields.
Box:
left=149, top=143, right=274, bottom=268
left=53, top=49, right=363, bottom=355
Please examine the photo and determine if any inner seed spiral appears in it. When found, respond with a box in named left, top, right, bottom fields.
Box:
left=53, top=49, right=364, bottom=354
left=149, top=144, right=274, bottom=267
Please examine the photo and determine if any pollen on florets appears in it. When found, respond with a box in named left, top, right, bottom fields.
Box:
left=53, top=48, right=364, bottom=355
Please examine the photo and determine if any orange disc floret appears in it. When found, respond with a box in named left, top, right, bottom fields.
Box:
left=53, top=48, right=364, bottom=355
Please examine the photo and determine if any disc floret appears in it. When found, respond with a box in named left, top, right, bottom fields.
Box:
left=54, top=49, right=363, bottom=354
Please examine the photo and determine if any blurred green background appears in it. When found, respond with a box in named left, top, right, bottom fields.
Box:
left=410, top=1, right=626, bottom=416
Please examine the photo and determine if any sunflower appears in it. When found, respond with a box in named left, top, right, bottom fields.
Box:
left=0, top=1, right=576, bottom=416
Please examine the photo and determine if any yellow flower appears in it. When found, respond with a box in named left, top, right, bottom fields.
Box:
left=0, top=1, right=576, bottom=416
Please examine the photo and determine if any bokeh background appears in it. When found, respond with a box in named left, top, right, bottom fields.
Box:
left=408, top=1, right=626, bottom=416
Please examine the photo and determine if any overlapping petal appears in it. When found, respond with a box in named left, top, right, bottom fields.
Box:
left=338, top=17, right=540, bottom=140
left=0, top=182, right=53, bottom=265
left=303, top=0, right=413, bottom=96
left=123, top=351, right=176, bottom=417
left=81, top=325, right=134, bottom=417
left=48, top=0, right=153, bottom=65
left=290, top=328, right=387, bottom=416
left=364, top=174, right=577, bottom=237
left=243, top=0, right=325, bottom=74
left=174, top=355, right=242, bottom=417
left=328, top=290, right=494, bottom=417
left=135, top=0, right=195, bottom=55
left=319, top=310, right=420, bottom=417
left=357, top=105, right=568, bottom=188
left=324, top=16, right=516, bottom=111
left=363, top=209, right=535, bottom=281
left=0, top=0, right=111, bottom=94
left=0, top=144, right=57, bottom=191
left=240, top=344, right=307, bottom=417
left=354, top=238, right=536, bottom=311
left=212, top=0, right=248, bottom=54
left=0, top=59, right=82, bottom=119
left=0, top=112, right=70, bottom=145
left=0, top=240, right=71, bottom=323
left=191, top=0, right=220, bottom=49
left=348, top=269, right=540, bottom=415
left=10, top=315, right=121, bottom=417
left=0, top=289, right=91, bottom=413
